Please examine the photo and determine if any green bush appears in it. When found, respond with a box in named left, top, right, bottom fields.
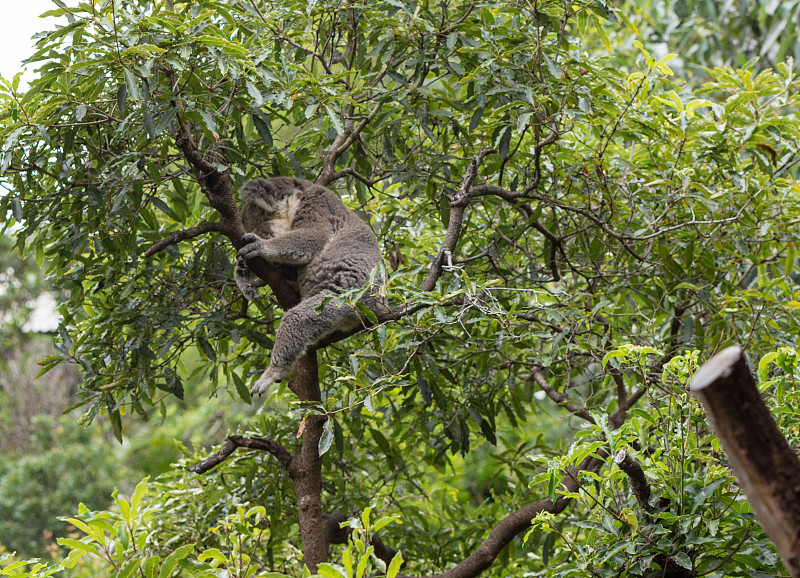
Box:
left=0, top=417, right=127, bottom=556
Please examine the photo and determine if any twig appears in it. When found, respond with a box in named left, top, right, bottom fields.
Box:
left=526, top=368, right=596, bottom=424
left=419, top=150, right=495, bottom=292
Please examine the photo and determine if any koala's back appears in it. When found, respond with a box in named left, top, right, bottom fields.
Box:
left=292, top=184, right=381, bottom=296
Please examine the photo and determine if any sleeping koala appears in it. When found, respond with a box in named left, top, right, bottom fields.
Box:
left=235, top=177, right=385, bottom=395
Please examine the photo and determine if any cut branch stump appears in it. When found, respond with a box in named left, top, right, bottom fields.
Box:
left=690, top=345, right=800, bottom=577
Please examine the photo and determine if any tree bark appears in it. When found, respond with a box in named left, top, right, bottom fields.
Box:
left=690, top=345, right=800, bottom=577
left=285, top=352, right=327, bottom=572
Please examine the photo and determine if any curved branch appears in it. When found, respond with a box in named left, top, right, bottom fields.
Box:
left=318, top=99, right=386, bottom=186
left=143, top=221, right=221, bottom=257
left=189, top=434, right=293, bottom=473
left=408, top=455, right=604, bottom=578
left=525, top=368, right=596, bottom=424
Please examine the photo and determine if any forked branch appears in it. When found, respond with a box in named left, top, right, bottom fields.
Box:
left=419, top=149, right=495, bottom=292
left=189, top=434, right=293, bottom=473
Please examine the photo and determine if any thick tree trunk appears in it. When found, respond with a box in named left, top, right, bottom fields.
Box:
left=690, top=345, right=800, bottom=577
left=286, top=352, right=327, bottom=573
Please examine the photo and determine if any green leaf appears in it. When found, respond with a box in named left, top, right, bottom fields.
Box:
left=232, top=371, right=252, bottom=404
left=326, top=105, right=345, bottom=136
left=198, top=548, right=227, bottom=564
left=547, top=470, right=557, bottom=503
left=116, top=84, right=127, bottom=114
left=109, top=408, right=123, bottom=442
left=56, top=538, right=101, bottom=556
left=690, top=477, right=726, bottom=514
left=143, top=110, right=156, bottom=139
left=124, top=68, right=140, bottom=101
left=158, top=544, right=195, bottom=578
left=253, top=114, right=273, bottom=146
left=593, top=16, right=611, bottom=50
left=497, top=126, right=512, bottom=160
left=117, top=559, right=141, bottom=578
left=387, top=552, right=404, bottom=578
left=672, top=552, right=692, bottom=570
left=198, top=337, right=216, bottom=361
left=316, top=563, right=347, bottom=578
left=246, top=80, right=263, bottom=106
left=617, top=10, right=639, bottom=36
left=318, top=417, right=334, bottom=456
left=543, top=54, right=562, bottom=79
left=469, top=106, right=484, bottom=133
left=143, top=555, right=160, bottom=578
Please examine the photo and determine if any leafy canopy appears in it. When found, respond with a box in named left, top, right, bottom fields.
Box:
left=2, top=0, right=800, bottom=576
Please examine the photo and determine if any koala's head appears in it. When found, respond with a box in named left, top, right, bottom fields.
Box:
left=240, top=178, right=307, bottom=237
left=241, top=178, right=307, bottom=210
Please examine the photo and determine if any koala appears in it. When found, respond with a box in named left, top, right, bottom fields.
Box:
left=235, top=177, right=385, bottom=396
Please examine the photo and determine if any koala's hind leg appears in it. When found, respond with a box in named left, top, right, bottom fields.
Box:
left=234, top=259, right=263, bottom=301
left=250, top=292, right=359, bottom=396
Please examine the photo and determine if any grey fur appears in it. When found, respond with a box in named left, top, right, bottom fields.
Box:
left=236, top=177, right=385, bottom=395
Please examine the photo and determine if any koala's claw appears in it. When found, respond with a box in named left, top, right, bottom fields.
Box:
left=241, top=284, right=260, bottom=301
left=238, top=233, right=267, bottom=260
left=250, top=371, right=279, bottom=396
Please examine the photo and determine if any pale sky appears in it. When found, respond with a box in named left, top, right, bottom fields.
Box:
left=1, top=1, right=63, bottom=332
left=0, top=0, right=62, bottom=86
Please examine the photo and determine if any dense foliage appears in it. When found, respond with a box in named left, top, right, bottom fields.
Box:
left=0, top=416, right=123, bottom=555
left=2, top=0, right=800, bottom=576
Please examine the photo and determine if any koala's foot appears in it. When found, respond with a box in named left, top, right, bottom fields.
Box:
left=250, top=369, right=282, bottom=396
left=235, top=259, right=260, bottom=301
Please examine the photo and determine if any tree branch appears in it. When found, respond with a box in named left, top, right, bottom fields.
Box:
left=691, top=346, right=800, bottom=576
left=407, top=454, right=605, bottom=578
left=396, top=364, right=649, bottom=578
left=419, top=150, right=494, bottom=292
left=318, top=99, right=386, bottom=186
left=143, top=221, right=222, bottom=258
left=189, top=434, right=293, bottom=473
left=525, top=368, right=596, bottom=424
left=614, top=450, right=654, bottom=515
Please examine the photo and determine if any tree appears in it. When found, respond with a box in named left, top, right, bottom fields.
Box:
left=2, top=0, right=800, bottom=576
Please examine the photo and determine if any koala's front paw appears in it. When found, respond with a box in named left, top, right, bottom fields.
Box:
left=250, top=370, right=280, bottom=396
left=238, top=233, right=269, bottom=260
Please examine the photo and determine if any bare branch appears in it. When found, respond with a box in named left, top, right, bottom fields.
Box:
left=189, top=434, right=293, bottom=473
left=691, top=346, right=800, bottom=576
left=614, top=450, right=654, bottom=515
left=143, top=221, right=222, bottom=258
